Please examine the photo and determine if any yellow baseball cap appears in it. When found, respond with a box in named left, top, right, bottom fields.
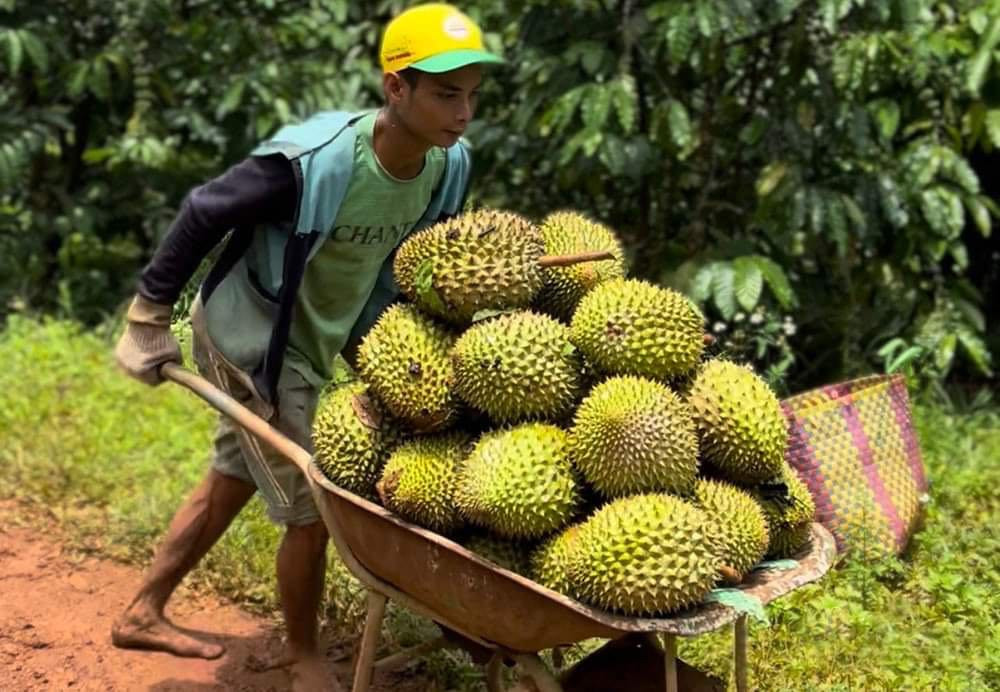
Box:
left=380, top=3, right=504, bottom=74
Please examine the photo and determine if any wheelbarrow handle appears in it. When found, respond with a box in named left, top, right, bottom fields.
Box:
left=159, top=361, right=313, bottom=476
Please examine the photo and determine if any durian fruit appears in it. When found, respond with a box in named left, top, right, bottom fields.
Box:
left=357, top=304, right=457, bottom=432
left=753, top=466, right=816, bottom=558
left=456, top=423, right=581, bottom=540
left=535, top=211, right=626, bottom=321
left=451, top=311, right=583, bottom=423
left=693, top=479, right=770, bottom=578
left=393, top=208, right=544, bottom=325
left=687, top=359, right=787, bottom=484
left=529, top=524, right=581, bottom=595
left=376, top=432, right=470, bottom=534
left=568, top=494, right=721, bottom=616
left=569, top=376, right=699, bottom=498
left=462, top=533, right=531, bottom=574
left=312, top=382, right=402, bottom=499
left=570, top=278, right=705, bottom=381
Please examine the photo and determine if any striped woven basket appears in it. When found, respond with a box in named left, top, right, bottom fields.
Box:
left=780, top=374, right=928, bottom=556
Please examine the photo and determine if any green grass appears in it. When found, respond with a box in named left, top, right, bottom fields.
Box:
left=2, top=315, right=999, bottom=690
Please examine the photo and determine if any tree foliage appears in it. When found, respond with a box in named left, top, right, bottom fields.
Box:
left=1, top=0, right=997, bottom=390
left=465, top=0, right=998, bottom=389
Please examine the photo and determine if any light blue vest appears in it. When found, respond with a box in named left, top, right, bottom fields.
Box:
left=200, top=110, right=471, bottom=402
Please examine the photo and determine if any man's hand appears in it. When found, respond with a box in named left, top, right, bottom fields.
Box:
left=114, top=294, right=182, bottom=386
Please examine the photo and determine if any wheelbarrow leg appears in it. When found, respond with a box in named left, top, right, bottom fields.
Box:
left=510, top=652, right=563, bottom=692
left=734, top=615, right=748, bottom=692
left=352, top=590, right=387, bottom=692
left=485, top=653, right=505, bottom=692
left=661, top=633, right=678, bottom=692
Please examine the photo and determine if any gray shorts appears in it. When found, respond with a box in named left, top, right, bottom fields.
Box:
left=190, top=300, right=320, bottom=527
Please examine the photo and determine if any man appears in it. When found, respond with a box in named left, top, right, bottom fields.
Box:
left=111, top=4, right=502, bottom=690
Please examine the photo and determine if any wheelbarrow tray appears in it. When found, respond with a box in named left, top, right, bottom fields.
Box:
left=309, top=460, right=837, bottom=653
left=161, top=361, right=836, bottom=675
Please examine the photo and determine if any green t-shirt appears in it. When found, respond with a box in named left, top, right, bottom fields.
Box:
left=285, top=112, right=446, bottom=387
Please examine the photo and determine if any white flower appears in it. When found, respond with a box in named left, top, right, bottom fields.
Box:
left=734, top=312, right=746, bottom=322
left=713, top=321, right=728, bottom=333
left=783, top=323, right=797, bottom=336
left=750, top=313, right=765, bottom=325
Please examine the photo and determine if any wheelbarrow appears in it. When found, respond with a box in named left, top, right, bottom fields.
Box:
left=161, top=362, right=837, bottom=691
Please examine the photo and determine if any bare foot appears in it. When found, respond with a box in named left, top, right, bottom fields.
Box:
left=290, top=655, right=344, bottom=692
left=111, top=611, right=225, bottom=659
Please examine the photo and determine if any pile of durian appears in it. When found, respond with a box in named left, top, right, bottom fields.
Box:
left=311, top=209, right=815, bottom=617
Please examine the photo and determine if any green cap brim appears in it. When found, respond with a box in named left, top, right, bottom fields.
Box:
left=409, top=49, right=505, bottom=73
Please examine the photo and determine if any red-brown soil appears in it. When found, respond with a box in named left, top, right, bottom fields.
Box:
left=0, top=501, right=427, bottom=691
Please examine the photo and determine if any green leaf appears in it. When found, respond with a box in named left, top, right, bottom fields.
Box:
left=921, top=187, right=964, bottom=238
left=88, top=58, right=111, bottom=101
left=581, top=84, right=612, bottom=130
left=705, top=589, right=768, bottom=624
left=751, top=255, right=796, bottom=309
left=740, top=115, right=768, bottom=146
left=949, top=243, right=969, bottom=271
left=19, top=29, right=46, bottom=72
left=965, top=195, right=992, bottom=237
left=577, top=42, right=604, bottom=74
left=942, top=153, right=980, bottom=194
left=954, top=297, right=986, bottom=333
left=695, top=2, right=717, bottom=37
left=878, top=175, right=909, bottom=228
left=712, top=263, right=736, bottom=320
left=966, top=17, right=1000, bottom=95
left=690, top=264, right=716, bottom=303
left=541, top=87, right=583, bottom=136
left=957, top=329, right=994, bottom=376
left=984, top=110, right=1000, bottom=148
left=666, top=11, right=697, bottom=64
left=612, top=77, right=636, bottom=134
left=67, top=62, right=90, bottom=99
left=934, top=333, right=957, bottom=373
left=756, top=161, right=788, bottom=198
left=841, top=194, right=867, bottom=232
left=870, top=98, right=900, bottom=140
left=597, top=136, right=626, bottom=176
left=82, top=147, right=115, bottom=164
left=414, top=259, right=447, bottom=315
left=887, top=346, right=924, bottom=374
left=825, top=193, right=849, bottom=257
left=733, top=257, right=764, bottom=312
left=273, top=97, right=291, bottom=124
left=5, top=29, right=23, bottom=73
left=971, top=8, right=989, bottom=35
left=667, top=99, right=693, bottom=152
left=217, top=80, right=246, bottom=120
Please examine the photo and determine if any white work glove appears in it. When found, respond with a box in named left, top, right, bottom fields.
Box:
left=114, top=294, right=182, bottom=386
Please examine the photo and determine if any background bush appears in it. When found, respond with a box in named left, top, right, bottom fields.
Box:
left=2, top=0, right=998, bottom=394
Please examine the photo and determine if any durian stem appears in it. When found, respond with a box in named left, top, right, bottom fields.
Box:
left=718, top=564, right=742, bottom=585
left=538, top=250, right=615, bottom=267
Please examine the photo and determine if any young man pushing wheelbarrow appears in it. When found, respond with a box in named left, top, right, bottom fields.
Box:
left=111, top=5, right=503, bottom=689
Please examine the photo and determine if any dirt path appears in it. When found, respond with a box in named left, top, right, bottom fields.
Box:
left=0, top=501, right=427, bottom=691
